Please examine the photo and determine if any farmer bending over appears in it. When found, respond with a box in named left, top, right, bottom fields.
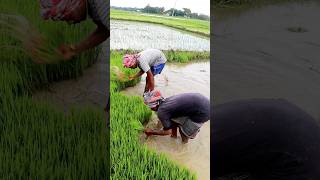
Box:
left=123, top=49, right=167, bottom=92
left=40, top=0, right=109, bottom=60
left=143, top=90, right=210, bottom=143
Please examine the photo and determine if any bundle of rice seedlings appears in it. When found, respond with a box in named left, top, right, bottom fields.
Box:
left=111, top=65, right=129, bottom=82
left=130, top=120, right=144, bottom=132
left=0, top=13, right=63, bottom=64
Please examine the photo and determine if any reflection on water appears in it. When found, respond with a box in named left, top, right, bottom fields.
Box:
left=122, top=62, right=210, bottom=180
left=110, top=20, right=210, bottom=51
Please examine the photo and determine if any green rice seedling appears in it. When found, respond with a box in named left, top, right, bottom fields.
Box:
left=111, top=65, right=129, bottom=82
left=0, top=13, right=64, bottom=64
left=0, top=95, right=108, bottom=178
left=0, top=0, right=108, bottom=178
left=130, top=118, right=145, bottom=131
left=0, top=0, right=100, bottom=89
left=0, top=61, right=108, bottom=178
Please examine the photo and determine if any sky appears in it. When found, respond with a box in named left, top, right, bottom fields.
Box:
left=110, top=0, right=210, bottom=16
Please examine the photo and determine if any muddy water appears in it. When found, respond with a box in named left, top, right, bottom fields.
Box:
left=213, top=2, right=320, bottom=119
left=110, top=20, right=210, bottom=51
left=122, top=62, right=210, bottom=180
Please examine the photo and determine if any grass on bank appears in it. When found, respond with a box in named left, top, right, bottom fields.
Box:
left=110, top=50, right=210, bottom=179
left=111, top=9, right=210, bottom=37
left=0, top=0, right=109, bottom=178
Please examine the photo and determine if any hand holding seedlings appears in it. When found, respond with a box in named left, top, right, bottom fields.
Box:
left=123, top=49, right=167, bottom=92
left=144, top=128, right=153, bottom=137
left=39, top=0, right=109, bottom=62
left=57, top=44, right=77, bottom=60
left=128, top=75, right=135, bottom=80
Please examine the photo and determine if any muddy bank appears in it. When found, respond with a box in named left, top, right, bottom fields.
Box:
left=122, top=61, right=210, bottom=180
left=111, top=20, right=210, bottom=51
left=213, top=2, right=320, bottom=119
left=32, top=41, right=109, bottom=112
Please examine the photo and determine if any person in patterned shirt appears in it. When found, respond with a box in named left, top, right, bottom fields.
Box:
left=39, top=0, right=109, bottom=60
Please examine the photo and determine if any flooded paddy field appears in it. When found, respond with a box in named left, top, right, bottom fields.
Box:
left=109, top=13, right=211, bottom=179
left=122, top=62, right=210, bottom=180
left=213, top=1, right=320, bottom=119
left=111, top=20, right=210, bottom=51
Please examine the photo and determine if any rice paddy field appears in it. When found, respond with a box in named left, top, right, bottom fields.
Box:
left=110, top=9, right=210, bottom=37
left=111, top=20, right=210, bottom=51
left=110, top=50, right=210, bottom=179
left=0, top=0, right=108, bottom=178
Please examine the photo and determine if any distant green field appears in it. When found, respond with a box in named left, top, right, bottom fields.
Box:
left=110, top=9, right=210, bottom=37
left=213, top=0, right=310, bottom=8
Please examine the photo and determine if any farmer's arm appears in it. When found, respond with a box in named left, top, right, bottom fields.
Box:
left=144, top=128, right=172, bottom=136
left=130, top=69, right=144, bottom=80
left=145, top=70, right=155, bottom=92
left=59, top=21, right=109, bottom=60
left=73, top=21, right=109, bottom=53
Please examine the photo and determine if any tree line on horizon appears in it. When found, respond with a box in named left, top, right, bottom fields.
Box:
left=111, top=5, right=210, bottom=21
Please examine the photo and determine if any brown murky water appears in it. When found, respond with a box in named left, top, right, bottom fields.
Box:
left=213, top=1, right=320, bottom=119
left=213, top=2, right=320, bottom=179
left=122, top=62, right=210, bottom=180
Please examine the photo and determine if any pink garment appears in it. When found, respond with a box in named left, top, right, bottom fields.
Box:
left=39, top=0, right=82, bottom=20
left=143, top=90, right=164, bottom=108
left=123, top=54, right=139, bottom=68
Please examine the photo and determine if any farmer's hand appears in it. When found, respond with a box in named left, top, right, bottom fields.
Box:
left=171, top=132, right=177, bottom=138
left=171, top=127, right=177, bottom=138
left=144, top=128, right=153, bottom=137
left=58, top=44, right=77, bottom=60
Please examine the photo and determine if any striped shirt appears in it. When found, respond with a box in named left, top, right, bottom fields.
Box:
left=87, top=0, right=109, bottom=28
left=137, top=49, right=167, bottom=73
